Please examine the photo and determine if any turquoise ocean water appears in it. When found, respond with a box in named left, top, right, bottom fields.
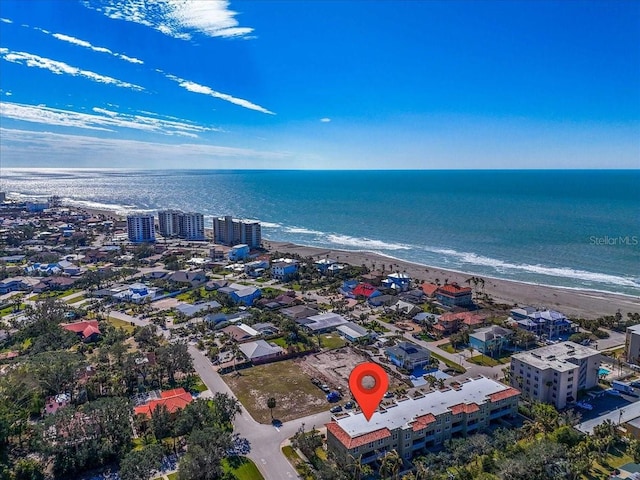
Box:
left=1, top=169, right=639, bottom=296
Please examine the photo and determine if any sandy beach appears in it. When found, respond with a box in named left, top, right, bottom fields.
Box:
left=265, top=240, right=640, bottom=319
left=73, top=205, right=639, bottom=319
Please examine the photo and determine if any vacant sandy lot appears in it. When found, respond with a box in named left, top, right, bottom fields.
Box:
left=297, top=347, right=405, bottom=396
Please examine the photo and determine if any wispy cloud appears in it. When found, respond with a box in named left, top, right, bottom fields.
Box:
left=0, top=47, right=144, bottom=90
left=164, top=73, right=274, bottom=115
left=320, top=118, right=331, bottom=123
left=0, top=128, right=291, bottom=168
left=49, top=32, right=144, bottom=64
left=82, top=0, right=254, bottom=40
left=0, top=17, right=12, bottom=24
left=0, top=102, right=218, bottom=137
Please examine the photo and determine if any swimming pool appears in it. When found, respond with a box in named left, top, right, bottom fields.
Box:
left=599, top=367, right=611, bottom=376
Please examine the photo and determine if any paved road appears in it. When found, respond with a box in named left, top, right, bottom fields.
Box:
left=189, top=345, right=332, bottom=480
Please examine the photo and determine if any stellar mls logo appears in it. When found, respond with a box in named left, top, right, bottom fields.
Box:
left=590, top=235, right=638, bottom=246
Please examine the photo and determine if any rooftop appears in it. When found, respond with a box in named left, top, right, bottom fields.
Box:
left=330, top=377, right=518, bottom=438
left=511, top=341, right=599, bottom=371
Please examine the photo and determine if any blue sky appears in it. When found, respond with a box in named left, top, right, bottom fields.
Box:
left=0, top=0, right=638, bottom=169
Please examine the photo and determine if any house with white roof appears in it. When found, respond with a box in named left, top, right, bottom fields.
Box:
left=238, top=340, right=284, bottom=364
left=326, top=376, right=519, bottom=465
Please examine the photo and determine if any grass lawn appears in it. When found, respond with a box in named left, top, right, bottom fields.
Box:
left=65, top=294, right=86, bottom=304
left=467, top=355, right=501, bottom=367
left=223, top=456, right=264, bottom=480
left=271, top=336, right=313, bottom=352
left=430, top=351, right=466, bottom=374
left=167, top=473, right=178, bottom=480
left=223, top=359, right=328, bottom=424
left=584, top=445, right=633, bottom=479
left=107, top=316, right=136, bottom=334
left=282, top=446, right=313, bottom=480
left=438, top=343, right=458, bottom=354
left=319, top=333, right=346, bottom=350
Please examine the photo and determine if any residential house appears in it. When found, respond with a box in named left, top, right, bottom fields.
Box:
left=217, top=283, right=262, bottom=306
left=228, top=244, right=250, bottom=261
left=315, top=258, right=337, bottom=274
left=469, top=326, right=513, bottom=356
left=509, top=341, right=600, bottom=409
left=113, top=283, right=159, bottom=303
left=421, top=283, right=439, bottom=298
left=297, top=312, right=349, bottom=334
left=368, top=294, right=398, bottom=307
left=436, top=283, right=473, bottom=308
left=399, top=289, right=426, bottom=305
left=221, top=323, right=260, bottom=343
left=385, top=341, right=431, bottom=370
left=61, top=320, right=101, bottom=342
left=352, top=283, right=381, bottom=300
left=510, top=307, right=578, bottom=339
left=337, top=322, right=376, bottom=343
left=281, top=305, right=319, bottom=320
left=0, top=276, right=39, bottom=294
left=382, top=272, right=412, bottom=292
left=389, top=300, right=421, bottom=317
left=175, top=301, right=221, bottom=317
left=271, top=260, right=299, bottom=281
left=57, top=259, right=81, bottom=276
left=134, top=388, right=193, bottom=418
left=238, top=340, right=284, bottom=364
left=167, top=270, right=208, bottom=288
left=326, top=377, right=520, bottom=465
left=412, top=312, right=440, bottom=326
left=252, top=322, right=279, bottom=336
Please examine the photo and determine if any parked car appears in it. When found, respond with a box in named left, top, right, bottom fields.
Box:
left=384, top=392, right=394, bottom=399
left=330, top=405, right=342, bottom=413
left=605, top=388, right=622, bottom=396
left=344, top=401, right=355, bottom=409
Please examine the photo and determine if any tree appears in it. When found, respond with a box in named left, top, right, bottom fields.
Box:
left=177, top=427, right=235, bottom=480
left=12, top=459, right=45, bottom=480
left=175, top=399, right=216, bottom=437
left=379, top=449, right=402, bottom=480
left=151, top=403, right=173, bottom=440
left=157, top=341, right=194, bottom=384
left=267, top=397, right=276, bottom=419
left=211, top=392, right=241, bottom=428
left=119, top=444, right=164, bottom=480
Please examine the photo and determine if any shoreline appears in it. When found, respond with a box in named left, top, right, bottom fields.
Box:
left=72, top=204, right=639, bottom=318
left=264, top=240, right=640, bottom=319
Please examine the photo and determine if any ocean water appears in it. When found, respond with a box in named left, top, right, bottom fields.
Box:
left=1, top=169, right=639, bottom=297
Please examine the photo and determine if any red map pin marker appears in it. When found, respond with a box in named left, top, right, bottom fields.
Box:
left=349, top=362, right=389, bottom=421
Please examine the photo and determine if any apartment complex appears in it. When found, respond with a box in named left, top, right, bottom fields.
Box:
left=157, top=210, right=205, bottom=240
left=510, top=341, right=600, bottom=409
left=326, top=377, right=519, bottom=466
left=212, top=216, right=261, bottom=248
left=626, top=324, right=640, bottom=364
left=126, top=214, right=155, bottom=243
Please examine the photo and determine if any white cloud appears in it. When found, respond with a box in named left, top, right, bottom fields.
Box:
left=82, top=0, right=254, bottom=40
left=165, top=73, right=274, bottom=115
left=45, top=31, right=144, bottom=64
left=320, top=118, right=331, bottom=123
left=0, top=18, right=12, bottom=24
left=5, top=92, right=12, bottom=96
left=0, top=128, right=291, bottom=168
left=0, top=48, right=144, bottom=90
left=0, top=101, right=218, bottom=137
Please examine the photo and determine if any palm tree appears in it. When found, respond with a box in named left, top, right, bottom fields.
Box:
left=267, top=397, right=276, bottom=419
left=379, top=449, right=402, bottom=480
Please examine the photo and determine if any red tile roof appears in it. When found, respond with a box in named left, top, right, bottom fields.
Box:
left=326, top=422, right=391, bottom=449
left=421, top=283, right=439, bottom=296
left=412, top=413, right=437, bottom=431
left=134, top=388, right=193, bottom=418
left=437, top=283, right=472, bottom=296
left=61, top=320, right=101, bottom=340
left=489, top=387, right=520, bottom=402
left=353, top=283, right=378, bottom=298
left=440, top=312, right=486, bottom=325
left=449, top=403, right=481, bottom=415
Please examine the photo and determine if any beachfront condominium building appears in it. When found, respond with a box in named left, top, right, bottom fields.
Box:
left=212, top=215, right=261, bottom=248
left=157, top=210, right=205, bottom=240
left=626, top=325, right=640, bottom=365
left=179, top=212, right=205, bottom=240
left=435, top=283, right=473, bottom=308
left=127, top=214, right=155, bottom=243
left=509, top=341, right=600, bottom=409
left=326, top=377, right=519, bottom=466
left=158, top=210, right=182, bottom=237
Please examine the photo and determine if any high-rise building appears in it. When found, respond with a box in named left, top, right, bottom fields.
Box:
left=157, top=210, right=205, bottom=240
left=179, top=212, right=205, bottom=240
left=158, top=210, right=182, bottom=237
left=212, top=216, right=261, bottom=248
left=127, top=214, right=156, bottom=243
